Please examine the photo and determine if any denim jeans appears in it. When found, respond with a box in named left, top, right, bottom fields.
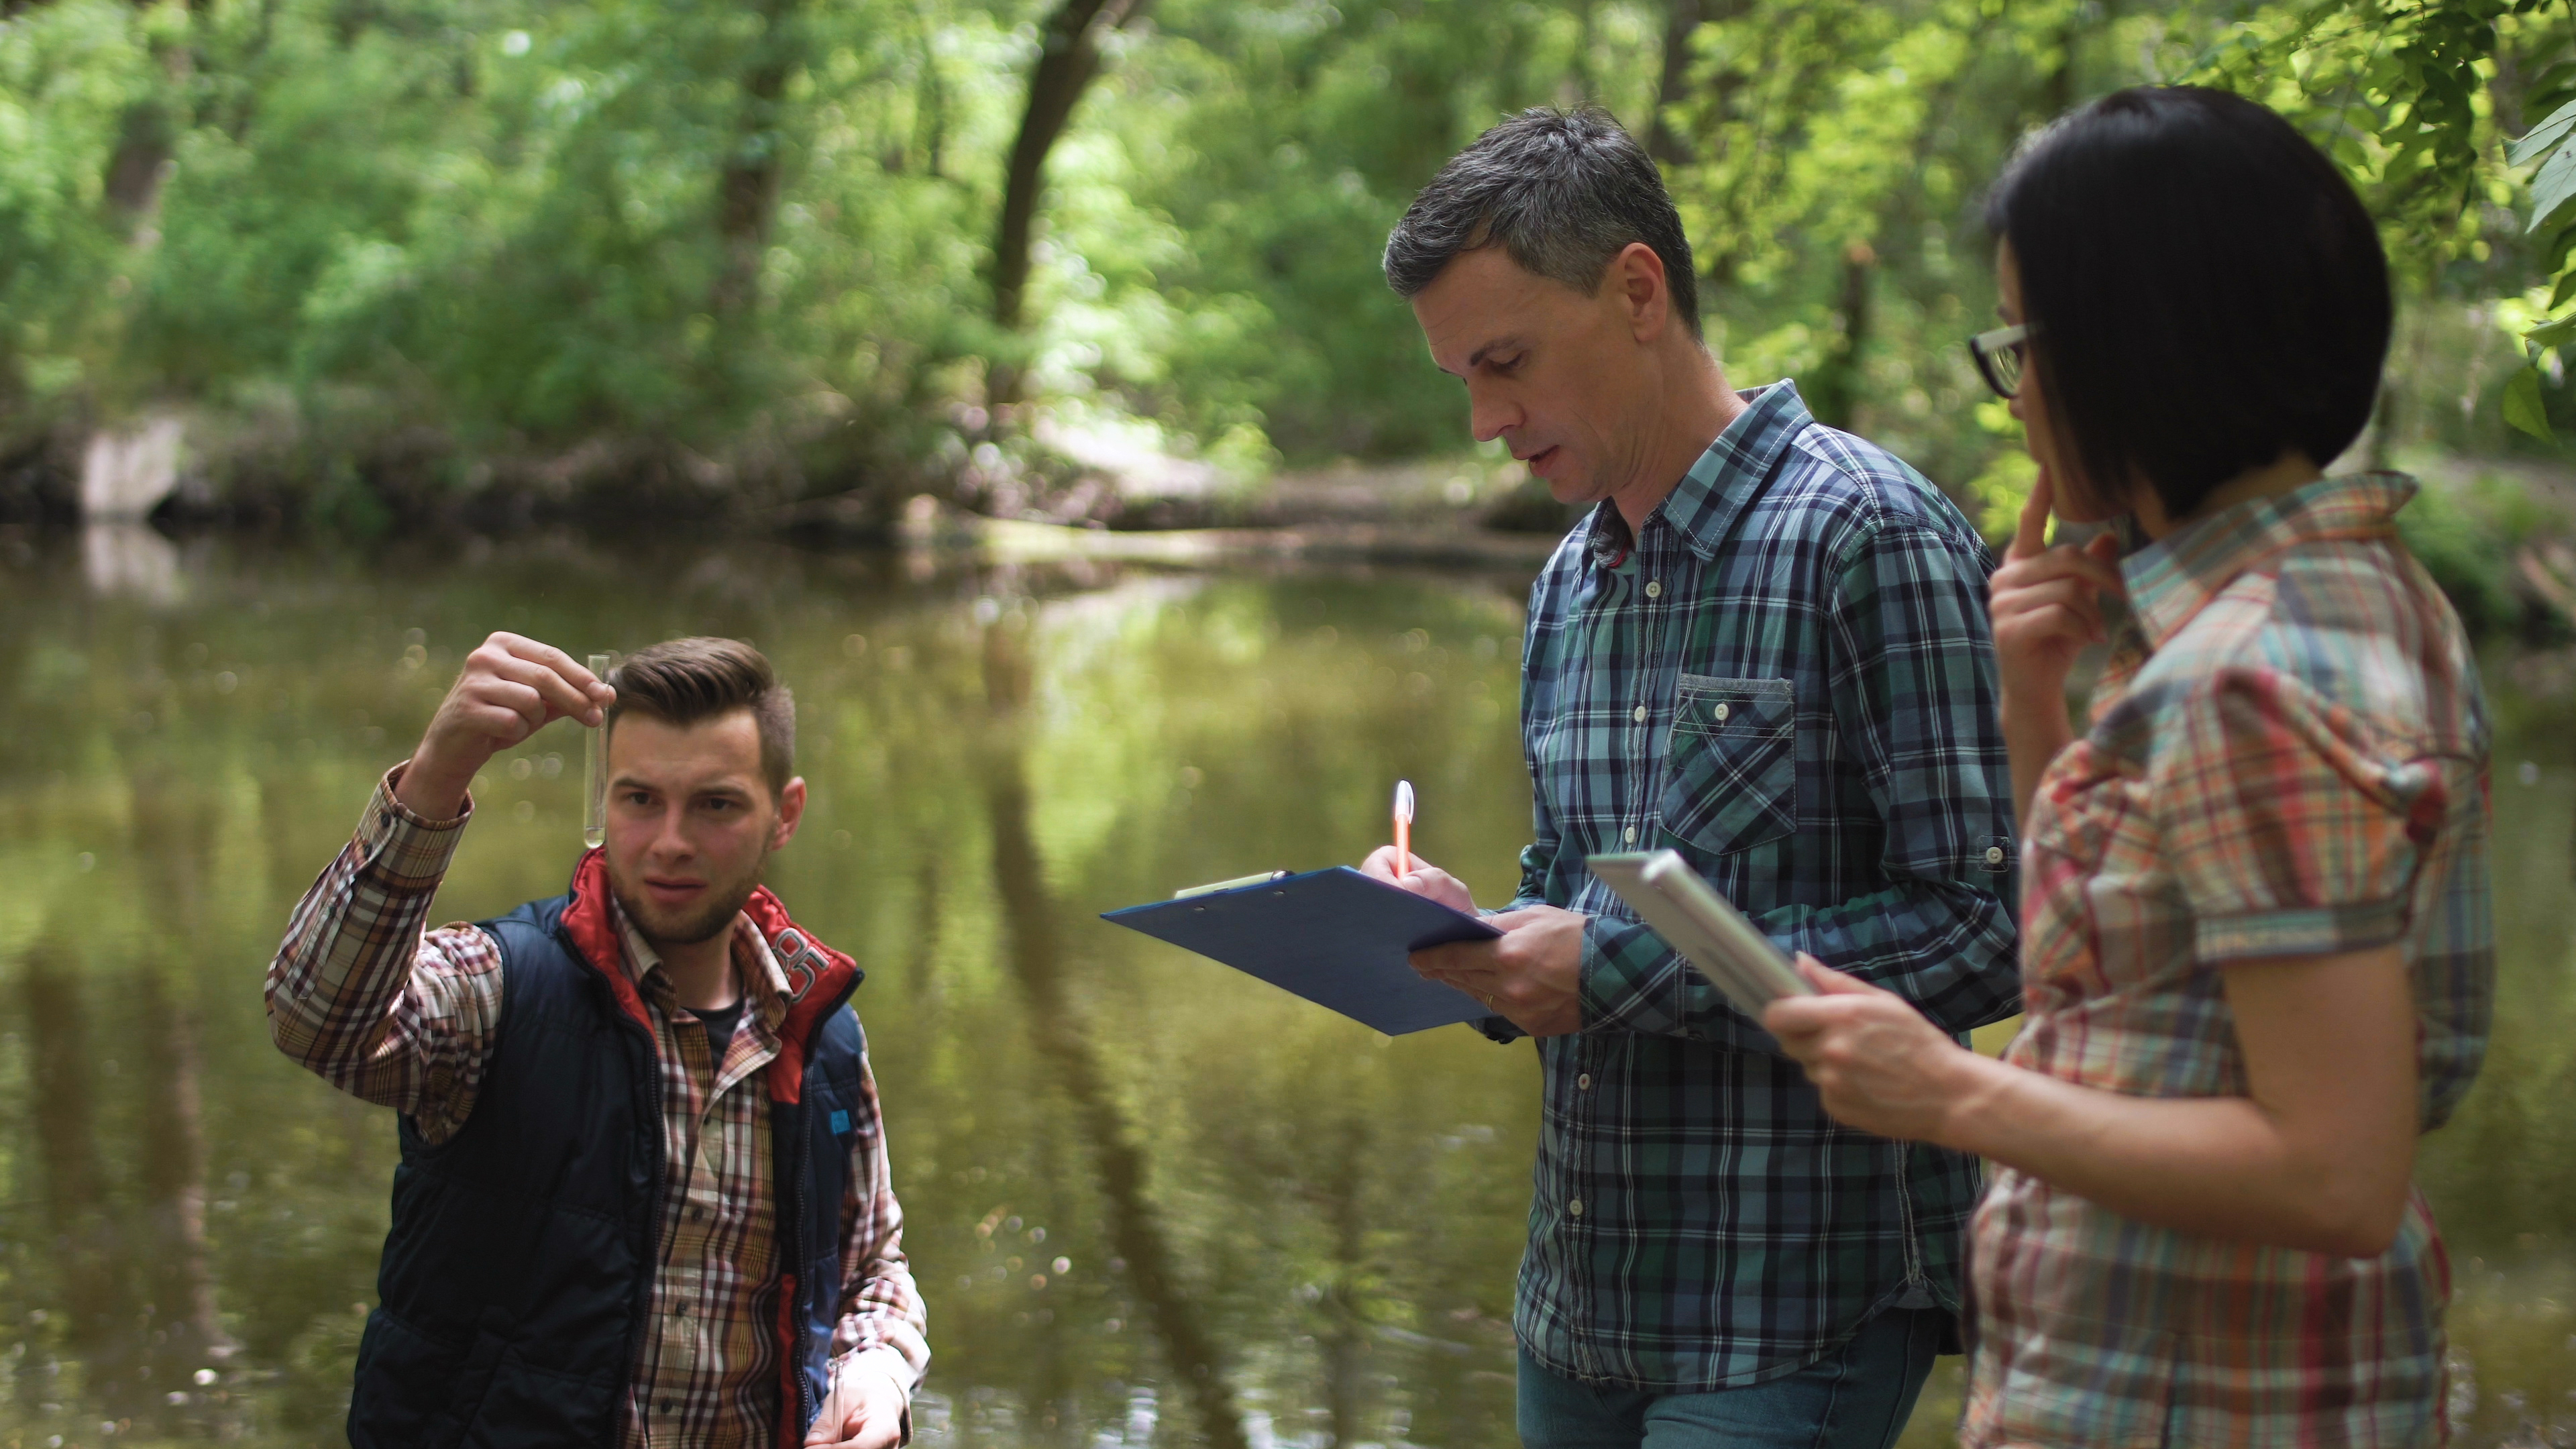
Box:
left=1517, top=1308, right=1945, bottom=1449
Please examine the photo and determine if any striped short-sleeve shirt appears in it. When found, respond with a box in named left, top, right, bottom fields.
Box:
left=1966, top=472, right=2495, bottom=1447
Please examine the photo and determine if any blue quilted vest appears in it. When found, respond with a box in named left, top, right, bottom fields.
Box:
left=345, top=851, right=870, bottom=1449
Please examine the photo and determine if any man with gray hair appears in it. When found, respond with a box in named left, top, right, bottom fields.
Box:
left=1358, top=108, right=2020, bottom=1448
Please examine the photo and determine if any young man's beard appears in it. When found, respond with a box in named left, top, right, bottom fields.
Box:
left=606, top=848, right=772, bottom=949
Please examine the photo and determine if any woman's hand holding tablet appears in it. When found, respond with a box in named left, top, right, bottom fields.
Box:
left=1585, top=850, right=1816, bottom=1017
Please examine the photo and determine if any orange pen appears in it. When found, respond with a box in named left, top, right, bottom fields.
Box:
left=1393, top=780, right=1415, bottom=877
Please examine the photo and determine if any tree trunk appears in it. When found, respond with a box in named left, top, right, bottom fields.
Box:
left=1560, top=0, right=1597, bottom=107
left=1647, top=0, right=1703, bottom=166
left=2367, top=360, right=2403, bottom=472
left=988, top=0, right=1150, bottom=405
left=911, top=0, right=949, bottom=178
left=2037, top=11, right=2080, bottom=123
left=102, top=106, right=174, bottom=216
left=103, top=0, right=205, bottom=225
left=1807, top=239, right=1876, bottom=431
left=712, top=0, right=804, bottom=329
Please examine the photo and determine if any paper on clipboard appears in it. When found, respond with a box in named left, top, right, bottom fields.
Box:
left=1585, top=851, right=1815, bottom=1017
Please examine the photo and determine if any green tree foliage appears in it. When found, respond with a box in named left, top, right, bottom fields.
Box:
left=2190, top=0, right=2576, bottom=443
left=0, top=0, right=2570, bottom=528
left=1663, top=0, right=2576, bottom=531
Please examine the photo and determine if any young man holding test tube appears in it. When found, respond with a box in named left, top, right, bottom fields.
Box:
left=266, top=634, right=924, bottom=1448
left=1360, top=109, right=2020, bottom=1448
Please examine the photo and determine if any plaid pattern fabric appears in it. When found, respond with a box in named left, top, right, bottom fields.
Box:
left=1966, top=473, right=2493, bottom=1448
left=1508, top=382, right=2022, bottom=1390
left=268, top=771, right=928, bottom=1447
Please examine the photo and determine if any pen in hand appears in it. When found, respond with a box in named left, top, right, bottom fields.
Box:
left=1393, top=780, right=1415, bottom=878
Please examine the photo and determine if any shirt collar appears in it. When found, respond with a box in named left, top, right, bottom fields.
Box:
left=611, top=894, right=793, bottom=1028
left=2118, top=471, right=2416, bottom=651
left=1587, top=380, right=1812, bottom=567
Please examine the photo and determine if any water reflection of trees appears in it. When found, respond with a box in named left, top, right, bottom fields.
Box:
left=24, top=931, right=121, bottom=1394
left=5, top=542, right=2574, bottom=1448
left=983, top=737, right=1253, bottom=1447
left=19, top=820, right=240, bottom=1438
left=975, top=614, right=1245, bottom=1449
left=925, top=579, right=1538, bottom=1446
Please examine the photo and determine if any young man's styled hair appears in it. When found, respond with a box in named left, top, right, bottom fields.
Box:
left=605, top=637, right=796, bottom=798
left=1984, top=85, right=2391, bottom=520
left=1383, top=106, right=1702, bottom=339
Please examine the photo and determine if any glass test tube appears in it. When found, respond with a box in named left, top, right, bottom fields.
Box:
left=584, top=652, right=613, bottom=849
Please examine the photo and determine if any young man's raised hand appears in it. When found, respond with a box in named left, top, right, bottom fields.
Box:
left=396, top=631, right=615, bottom=820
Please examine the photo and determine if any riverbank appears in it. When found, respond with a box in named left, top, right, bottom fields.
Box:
left=10, top=431, right=2575, bottom=642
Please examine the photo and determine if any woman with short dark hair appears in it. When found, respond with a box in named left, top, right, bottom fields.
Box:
left=1764, top=85, right=2493, bottom=1446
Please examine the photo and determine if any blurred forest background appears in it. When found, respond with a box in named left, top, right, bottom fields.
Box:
left=7, top=0, right=2576, bottom=604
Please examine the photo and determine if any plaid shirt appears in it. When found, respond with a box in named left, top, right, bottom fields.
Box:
left=1507, top=381, right=2021, bottom=1390
left=268, top=770, right=928, bottom=1448
left=1966, top=474, right=2493, bottom=1448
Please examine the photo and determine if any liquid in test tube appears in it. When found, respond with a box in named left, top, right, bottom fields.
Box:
left=584, top=652, right=614, bottom=849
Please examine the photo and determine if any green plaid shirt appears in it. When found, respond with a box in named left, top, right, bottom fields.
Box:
left=1505, top=382, right=2021, bottom=1390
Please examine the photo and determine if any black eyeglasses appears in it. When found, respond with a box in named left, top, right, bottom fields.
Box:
left=1968, top=323, right=2033, bottom=400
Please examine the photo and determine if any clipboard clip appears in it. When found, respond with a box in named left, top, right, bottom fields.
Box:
left=1173, top=870, right=1290, bottom=900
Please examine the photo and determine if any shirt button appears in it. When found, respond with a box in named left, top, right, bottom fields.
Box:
left=1645, top=580, right=1663, bottom=599
left=1623, top=826, right=1638, bottom=844
left=1714, top=702, right=1730, bottom=722
left=1986, top=845, right=2007, bottom=865
left=1569, top=1198, right=1585, bottom=1217
left=1577, top=1073, right=1593, bottom=1090
left=659, top=1400, right=676, bottom=1415
left=1631, top=704, right=1648, bottom=723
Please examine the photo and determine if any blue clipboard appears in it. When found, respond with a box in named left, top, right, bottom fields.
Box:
left=1100, top=867, right=1502, bottom=1035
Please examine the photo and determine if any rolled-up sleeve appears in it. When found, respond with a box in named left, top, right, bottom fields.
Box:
left=1576, top=518, right=2022, bottom=1044
left=827, top=1039, right=930, bottom=1419
left=265, top=767, right=504, bottom=1143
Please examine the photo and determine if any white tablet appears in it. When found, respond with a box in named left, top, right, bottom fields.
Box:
left=1586, top=851, right=1815, bottom=1016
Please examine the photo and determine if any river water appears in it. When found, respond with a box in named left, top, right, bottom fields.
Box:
left=1, top=530, right=2569, bottom=1448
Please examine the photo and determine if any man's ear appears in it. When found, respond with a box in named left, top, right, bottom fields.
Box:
left=1611, top=241, right=1670, bottom=341
left=771, top=777, right=807, bottom=851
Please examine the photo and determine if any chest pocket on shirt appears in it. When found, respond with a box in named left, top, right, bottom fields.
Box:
left=1659, top=675, right=1797, bottom=855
